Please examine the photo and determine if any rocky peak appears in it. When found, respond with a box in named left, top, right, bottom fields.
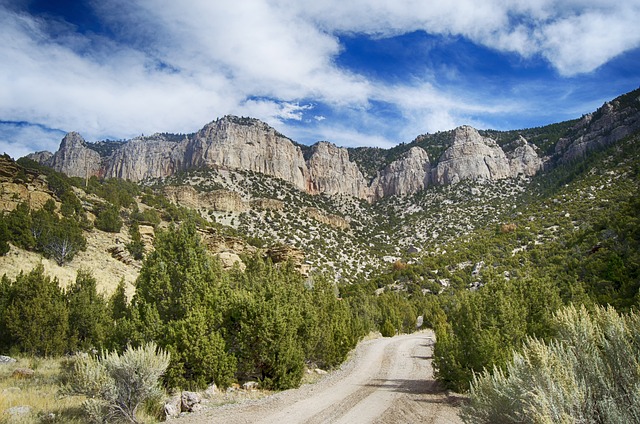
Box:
left=370, top=147, right=431, bottom=200
left=187, top=116, right=308, bottom=190
left=433, top=126, right=511, bottom=185
left=306, top=141, right=370, bottom=198
left=49, top=132, right=102, bottom=179
left=557, top=93, right=640, bottom=162
left=506, top=136, right=542, bottom=177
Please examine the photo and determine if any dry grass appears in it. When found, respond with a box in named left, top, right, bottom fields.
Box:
left=0, top=357, right=86, bottom=424
left=0, top=225, right=140, bottom=298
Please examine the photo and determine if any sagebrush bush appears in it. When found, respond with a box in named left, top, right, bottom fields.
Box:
left=461, top=305, right=640, bottom=424
left=61, top=343, right=170, bottom=424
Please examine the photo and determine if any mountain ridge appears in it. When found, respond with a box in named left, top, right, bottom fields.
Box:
left=27, top=89, right=640, bottom=201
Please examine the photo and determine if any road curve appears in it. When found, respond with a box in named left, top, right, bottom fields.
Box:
left=177, top=331, right=464, bottom=424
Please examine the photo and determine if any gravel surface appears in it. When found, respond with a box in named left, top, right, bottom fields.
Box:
left=175, top=331, right=464, bottom=424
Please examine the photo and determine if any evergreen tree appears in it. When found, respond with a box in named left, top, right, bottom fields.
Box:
left=1, top=265, right=69, bottom=356
left=67, top=270, right=110, bottom=351
left=0, top=213, right=10, bottom=256
left=126, top=221, right=145, bottom=260
left=132, top=221, right=231, bottom=388
left=95, top=203, right=123, bottom=233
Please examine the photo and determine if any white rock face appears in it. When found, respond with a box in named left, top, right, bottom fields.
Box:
left=306, top=141, right=370, bottom=198
left=507, top=136, right=542, bottom=177
left=187, top=117, right=308, bottom=190
left=48, top=132, right=101, bottom=179
left=34, top=117, right=551, bottom=201
left=370, top=147, right=430, bottom=200
left=105, top=136, right=186, bottom=180
left=433, top=126, right=511, bottom=185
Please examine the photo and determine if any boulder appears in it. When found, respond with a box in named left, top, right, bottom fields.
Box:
left=181, top=391, right=202, bottom=413
left=0, top=355, right=16, bottom=365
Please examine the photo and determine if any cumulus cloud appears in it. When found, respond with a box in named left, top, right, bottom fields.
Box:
left=0, top=0, right=638, bottom=158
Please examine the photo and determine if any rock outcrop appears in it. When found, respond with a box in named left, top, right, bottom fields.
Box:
left=31, top=88, right=640, bottom=202
left=370, top=147, right=430, bottom=200
left=0, top=156, right=53, bottom=211
left=186, top=117, right=308, bottom=190
left=163, top=186, right=248, bottom=212
left=104, top=136, right=185, bottom=180
left=304, top=207, right=350, bottom=230
left=306, top=142, right=370, bottom=198
left=433, top=126, right=511, bottom=185
left=506, top=136, right=542, bottom=177
left=48, top=132, right=101, bottom=179
left=557, top=94, right=640, bottom=163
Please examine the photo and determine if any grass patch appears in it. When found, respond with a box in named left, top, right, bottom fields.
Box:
left=0, top=357, right=86, bottom=424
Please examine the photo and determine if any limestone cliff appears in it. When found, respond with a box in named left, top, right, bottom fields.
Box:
left=186, top=117, right=308, bottom=190
left=163, top=185, right=248, bottom=212
left=506, top=136, right=542, bottom=177
left=433, top=126, right=512, bottom=185
left=28, top=89, right=640, bottom=201
left=47, top=132, right=102, bottom=179
left=370, top=147, right=430, bottom=200
left=556, top=94, right=640, bottom=163
left=306, top=141, right=370, bottom=198
left=104, top=135, right=186, bottom=180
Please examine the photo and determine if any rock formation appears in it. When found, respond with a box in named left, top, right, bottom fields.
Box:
left=304, top=207, right=350, bottom=230
left=370, top=147, right=431, bottom=200
left=29, top=89, right=640, bottom=201
left=48, top=132, right=101, bottom=180
left=506, top=136, right=542, bottom=177
left=305, top=141, right=370, bottom=198
left=186, top=117, right=308, bottom=190
left=163, top=185, right=248, bottom=212
left=433, top=126, right=511, bottom=185
left=557, top=95, right=640, bottom=163
left=104, top=136, right=185, bottom=180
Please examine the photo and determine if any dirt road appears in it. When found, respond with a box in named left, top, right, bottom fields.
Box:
left=177, top=331, right=464, bottom=424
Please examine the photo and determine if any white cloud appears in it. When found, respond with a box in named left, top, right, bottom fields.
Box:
left=0, top=0, right=638, bottom=157
left=0, top=123, right=65, bottom=159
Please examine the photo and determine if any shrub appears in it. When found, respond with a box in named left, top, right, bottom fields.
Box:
left=1, top=265, right=69, bottom=356
left=380, top=320, right=396, bottom=337
left=95, top=204, right=123, bottom=233
left=61, top=343, right=170, bottom=424
left=0, top=213, right=9, bottom=255
left=461, top=305, right=640, bottom=423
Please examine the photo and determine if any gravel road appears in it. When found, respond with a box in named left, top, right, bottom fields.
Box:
left=176, top=331, right=464, bottom=424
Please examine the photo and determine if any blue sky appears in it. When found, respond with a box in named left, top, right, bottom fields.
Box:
left=1, top=0, right=639, bottom=158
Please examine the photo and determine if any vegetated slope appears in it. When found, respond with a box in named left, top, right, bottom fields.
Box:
left=415, top=130, right=640, bottom=393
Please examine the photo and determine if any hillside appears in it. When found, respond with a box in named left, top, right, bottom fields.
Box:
left=1, top=89, right=639, bottom=423
left=1, top=88, right=638, bottom=292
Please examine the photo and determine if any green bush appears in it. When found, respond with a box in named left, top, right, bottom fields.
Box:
left=380, top=320, right=396, bottom=337
left=433, top=276, right=562, bottom=392
left=462, top=305, right=640, bottom=423
left=61, top=343, right=170, bottom=424
left=0, top=265, right=69, bottom=356
left=95, top=204, right=123, bottom=233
